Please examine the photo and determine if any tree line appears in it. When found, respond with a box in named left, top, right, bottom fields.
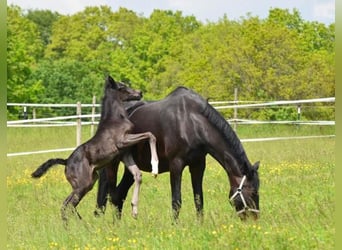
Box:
left=7, top=5, right=335, bottom=120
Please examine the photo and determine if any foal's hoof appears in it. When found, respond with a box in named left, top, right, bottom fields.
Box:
left=131, top=206, right=138, bottom=219
left=132, top=211, right=138, bottom=220
left=151, top=161, right=159, bottom=177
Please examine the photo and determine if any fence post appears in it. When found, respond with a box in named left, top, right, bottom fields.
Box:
left=23, top=106, right=28, bottom=119
left=91, top=96, right=96, bottom=137
left=297, top=105, right=301, bottom=128
left=76, top=102, right=82, bottom=146
left=32, top=108, right=36, bottom=120
left=297, top=105, right=301, bottom=121
left=233, top=88, right=238, bottom=131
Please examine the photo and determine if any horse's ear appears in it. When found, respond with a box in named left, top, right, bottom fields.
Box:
left=106, top=75, right=118, bottom=89
left=253, top=161, right=260, bottom=171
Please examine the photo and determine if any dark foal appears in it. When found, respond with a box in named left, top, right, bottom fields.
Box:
left=96, top=86, right=260, bottom=220
left=31, top=76, right=158, bottom=221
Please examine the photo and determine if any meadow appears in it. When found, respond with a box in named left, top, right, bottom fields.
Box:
left=7, top=125, right=335, bottom=249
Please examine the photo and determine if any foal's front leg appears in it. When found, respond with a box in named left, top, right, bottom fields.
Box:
left=119, top=132, right=159, bottom=176
left=122, top=152, right=142, bottom=219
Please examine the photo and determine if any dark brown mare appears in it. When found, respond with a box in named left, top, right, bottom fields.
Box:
left=95, top=86, right=260, bottom=220
left=31, top=76, right=159, bottom=221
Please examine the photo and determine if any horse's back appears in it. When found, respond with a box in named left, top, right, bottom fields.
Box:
left=128, top=87, right=209, bottom=169
left=130, top=87, right=206, bottom=130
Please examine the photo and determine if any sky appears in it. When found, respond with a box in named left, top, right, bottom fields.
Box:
left=7, top=0, right=335, bottom=25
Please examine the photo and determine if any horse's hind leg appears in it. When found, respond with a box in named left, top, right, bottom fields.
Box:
left=122, top=152, right=142, bottom=219
left=189, top=155, right=206, bottom=219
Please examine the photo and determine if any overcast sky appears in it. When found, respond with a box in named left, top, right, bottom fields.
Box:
left=7, top=0, right=335, bottom=25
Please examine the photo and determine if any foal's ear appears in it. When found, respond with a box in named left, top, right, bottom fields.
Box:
left=106, top=75, right=118, bottom=89
left=253, top=161, right=260, bottom=171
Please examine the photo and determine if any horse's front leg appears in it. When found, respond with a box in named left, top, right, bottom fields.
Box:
left=111, top=167, right=135, bottom=218
left=169, top=158, right=185, bottom=221
left=122, top=152, right=142, bottom=219
left=94, top=159, right=120, bottom=216
left=119, top=132, right=159, bottom=177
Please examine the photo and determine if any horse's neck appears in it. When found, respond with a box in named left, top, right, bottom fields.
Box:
left=205, top=133, right=250, bottom=178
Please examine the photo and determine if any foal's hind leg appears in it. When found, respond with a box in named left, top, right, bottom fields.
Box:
left=122, top=152, right=142, bottom=219
left=61, top=191, right=83, bottom=221
left=62, top=161, right=98, bottom=221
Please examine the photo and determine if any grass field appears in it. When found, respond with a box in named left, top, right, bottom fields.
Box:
left=7, top=125, right=335, bottom=249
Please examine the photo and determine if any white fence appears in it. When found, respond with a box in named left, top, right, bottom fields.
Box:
left=7, top=97, right=335, bottom=157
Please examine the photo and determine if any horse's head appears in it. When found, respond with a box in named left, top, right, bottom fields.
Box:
left=105, top=75, right=142, bottom=101
left=229, top=161, right=260, bottom=220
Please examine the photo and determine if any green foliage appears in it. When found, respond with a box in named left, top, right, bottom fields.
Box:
left=25, top=9, right=61, bottom=46
left=7, top=5, right=44, bottom=104
left=27, top=59, right=104, bottom=116
left=7, top=5, right=334, bottom=120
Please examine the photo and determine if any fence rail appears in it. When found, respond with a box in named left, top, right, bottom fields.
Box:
left=7, top=96, right=335, bottom=157
left=7, top=135, right=335, bottom=157
left=227, top=119, right=335, bottom=125
left=213, top=97, right=335, bottom=110
left=7, top=103, right=101, bottom=108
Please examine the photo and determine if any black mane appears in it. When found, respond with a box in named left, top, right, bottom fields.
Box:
left=166, top=87, right=249, bottom=167
left=201, top=101, right=250, bottom=169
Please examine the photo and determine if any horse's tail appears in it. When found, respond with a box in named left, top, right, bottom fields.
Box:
left=31, top=158, right=67, bottom=178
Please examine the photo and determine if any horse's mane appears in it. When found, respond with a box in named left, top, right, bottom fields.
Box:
left=168, top=87, right=249, bottom=167
left=201, top=99, right=250, bottom=168
left=99, top=92, right=109, bottom=122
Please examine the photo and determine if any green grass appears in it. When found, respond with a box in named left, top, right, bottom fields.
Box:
left=7, top=125, right=335, bottom=249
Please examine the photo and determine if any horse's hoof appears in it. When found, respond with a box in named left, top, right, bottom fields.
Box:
left=94, top=210, right=103, bottom=217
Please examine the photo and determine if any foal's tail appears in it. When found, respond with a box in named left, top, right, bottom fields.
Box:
left=31, top=158, right=67, bottom=178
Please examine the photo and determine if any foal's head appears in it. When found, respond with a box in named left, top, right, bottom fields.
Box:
left=229, top=161, right=260, bottom=220
left=105, top=75, right=142, bottom=102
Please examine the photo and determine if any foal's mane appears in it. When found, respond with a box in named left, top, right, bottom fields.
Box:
left=99, top=86, right=113, bottom=122
left=98, top=83, right=123, bottom=126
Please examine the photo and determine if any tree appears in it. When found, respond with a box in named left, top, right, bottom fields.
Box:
left=25, top=9, right=60, bottom=47
left=7, top=5, right=334, bottom=121
left=121, top=9, right=201, bottom=98
left=7, top=5, right=44, bottom=106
